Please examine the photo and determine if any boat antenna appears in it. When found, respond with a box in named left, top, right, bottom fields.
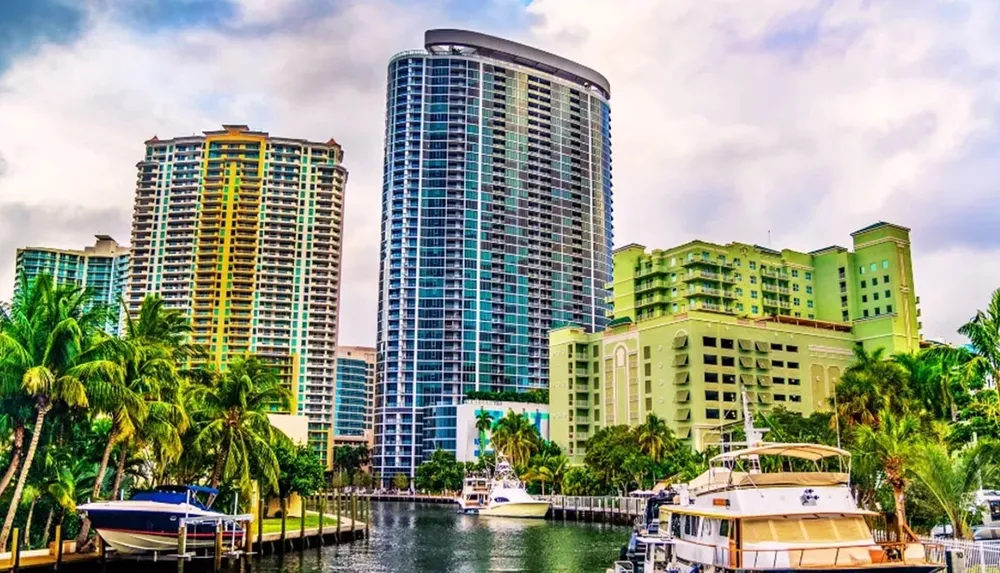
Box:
left=741, top=388, right=768, bottom=474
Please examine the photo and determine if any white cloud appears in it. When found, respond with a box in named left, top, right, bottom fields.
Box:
left=522, top=0, right=1000, bottom=343
left=0, top=0, right=998, bottom=345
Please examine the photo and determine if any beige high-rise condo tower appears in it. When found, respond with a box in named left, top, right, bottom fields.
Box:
left=126, top=124, right=349, bottom=466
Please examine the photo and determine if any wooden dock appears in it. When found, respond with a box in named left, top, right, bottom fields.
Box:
left=1, top=492, right=373, bottom=572
left=361, top=493, right=647, bottom=525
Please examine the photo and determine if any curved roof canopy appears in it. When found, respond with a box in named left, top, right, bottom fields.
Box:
left=424, top=29, right=611, bottom=99
left=711, top=443, right=851, bottom=463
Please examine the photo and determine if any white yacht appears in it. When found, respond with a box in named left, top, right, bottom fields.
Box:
left=456, top=455, right=550, bottom=518
left=616, top=392, right=944, bottom=573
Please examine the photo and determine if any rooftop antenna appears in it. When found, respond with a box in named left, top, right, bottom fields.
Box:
left=741, top=388, right=769, bottom=474
left=767, top=229, right=771, bottom=248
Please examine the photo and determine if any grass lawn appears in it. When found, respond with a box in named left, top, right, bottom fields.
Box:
left=261, top=514, right=338, bottom=534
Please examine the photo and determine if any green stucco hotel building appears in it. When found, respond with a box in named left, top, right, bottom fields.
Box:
left=549, top=222, right=922, bottom=458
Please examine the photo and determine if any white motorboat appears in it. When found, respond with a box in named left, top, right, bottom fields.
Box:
left=78, top=485, right=247, bottom=554
left=456, top=455, right=550, bottom=519
left=627, top=391, right=944, bottom=573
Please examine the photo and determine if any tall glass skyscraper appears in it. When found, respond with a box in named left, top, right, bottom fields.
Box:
left=374, top=29, right=613, bottom=480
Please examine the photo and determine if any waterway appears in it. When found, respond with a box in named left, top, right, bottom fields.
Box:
left=89, top=501, right=627, bottom=573
left=255, top=501, right=627, bottom=572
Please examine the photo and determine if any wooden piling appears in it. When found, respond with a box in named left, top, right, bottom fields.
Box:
left=98, top=535, right=106, bottom=565
left=10, top=528, right=20, bottom=573
left=177, top=523, right=188, bottom=557
left=318, top=494, right=325, bottom=540
left=257, top=490, right=264, bottom=552
left=365, top=496, right=371, bottom=538
left=214, top=526, right=223, bottom=571
left=299, top=498, right=306, bottom=544
left=351, top=494, right=357, bottom=534
left=54, top=524, right=63, bottom=570
left=336, top=490, right=342, bottom=542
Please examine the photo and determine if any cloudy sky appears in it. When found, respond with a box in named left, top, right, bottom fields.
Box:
left=1, top=0, right=997, bottom=345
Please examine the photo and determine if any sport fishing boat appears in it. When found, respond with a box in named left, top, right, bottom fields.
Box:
left=456, top=455, right=550, bottom=518
left=613, top=391, right=944, bottom=573
left=78, top=485, right=247, bottom=554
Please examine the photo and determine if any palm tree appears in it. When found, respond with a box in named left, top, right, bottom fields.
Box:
left=0, top=274, right=124, bottom=549
left=855, top=409, right=921, bottom=541
left=189, top=355, right=289, bottom=503
left=524, top=452, right=568, bottom=495
left=19, top=485, right=41, bottom=549
left=959, top=288, right=1000, bottom=387
left=637, top=413, right=675, bottom=462
left=833, top=346, right=910, bottom=429
left=490, top=410, right=540, bottom=467
left=78, top=296, right=197, bottom=544
left=910, top=440, right=997, bottom=539
left=0, top=415, right=25, bottom=497
left=474, top=409, right=494, bottom=459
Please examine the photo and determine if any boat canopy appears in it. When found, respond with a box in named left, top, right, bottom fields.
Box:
left=130, top=485, right=218, bottom=509
left=711, top=443, right=850, bottom=463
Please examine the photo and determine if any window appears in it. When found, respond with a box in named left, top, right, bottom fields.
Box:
left=862, top=295, right=868, bottom=303
left=724, top=410, right=738, bottom=420
left=792, top=270, right=799, bottom=278
left=794, top=312, right=802, bottom=318
left=875, top=307, right=881, bottom=315
left=771, top=343, right=783, bottom=351
left=734, top=258, right=741, bottom=267
left=749, top=261, right=757, bottom=270
left=863, top=309, right=869, bottom=318
left=873, top=292, right=879, bottom=301
left=704, top=355, right=718, bottom=365
left=805, top=272, right=812, bottom=280
left=706, top=409, right=720, bottom=419
left=807, top=300, right=814, bottom=308
left=808, top=314, right=815, bottom=319
left=721, top=356, right=735, bottom=367
left=645, top=380, right=652, bottom=393
left=643, top=346, right=651, bottom=359
left=721, top=338, right=734, bottom=349
left=644, top=363, right=652, bottom=376
left=705, top=390, right=719, bottom=401
left=859, top=266, right=865, bottom=275
left=842, top=310, right=849, bottom=321
left=752, top=305, right=759, bottom=314
left=885, top=290, right=891, bottom=298
left=870, top=263, right=877, bottom=271
left=735, top=287, right=743, bottom=296
left=882, top=260, right=889, bottom=269
left=790, top=395, right=802, bottom=403
left=723, top=392, right=736, bottom=402
left=861, top=280, right=867, bottom=288
left=793, top=284, right=800, bottom=292
left=887, top=304, right=893, bottom=313
left=593, top=346, right=599, bottom=357
left=705, top=372, right=719, bottom=383
left=646, top=397, right=653, bottom=410
left=773, top=377, right=785, bottom=384
left=722, top=374, right=736, bottom=384
left=775, top=394, right=786, bottom=401
left=806, top=286, right=813, bottom=294
left=793, top=297, right=800, bottom=306
left=884, top=274, right=890, bottom=283
left=788, top=362, right=799, bottom=369
left=736, top=303, right=744, bottom=311
left=720, top=520, right=730, bottom=537
left=773, top=360, right=785, bottom=367
left=750, top=276, right=757, bottom=285
left=789, top=378, right=801, bottom=385
left=703, top=336, right=717, bottom=347
left=751, top=291, right=758, bottom=299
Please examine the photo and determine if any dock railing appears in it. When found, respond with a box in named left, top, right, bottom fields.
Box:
left=919, top=536, right=1000, bottom=573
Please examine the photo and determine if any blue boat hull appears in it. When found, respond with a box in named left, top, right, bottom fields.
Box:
left=85, top=508, right=244, bottom=554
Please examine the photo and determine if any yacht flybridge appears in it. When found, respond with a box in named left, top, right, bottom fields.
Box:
left=612, top=392, right=944, bottom=573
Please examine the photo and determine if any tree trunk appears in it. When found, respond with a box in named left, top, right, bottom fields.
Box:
left=109, top=438, right=130, bottom=501
left=0, top=404, right=49, bottom=549
left=40, top=508, right=53, bottom=550
left=893, top=485, right=907, bottom=542
left=280, top=497, right=288, bottom=541
left=207, top=445, right=228, bottom=507
left=0, top=425, right=24, bottom=498
left=76, top=432, right=117, bottom=547
left=24, top=497, right=36, bottom=549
